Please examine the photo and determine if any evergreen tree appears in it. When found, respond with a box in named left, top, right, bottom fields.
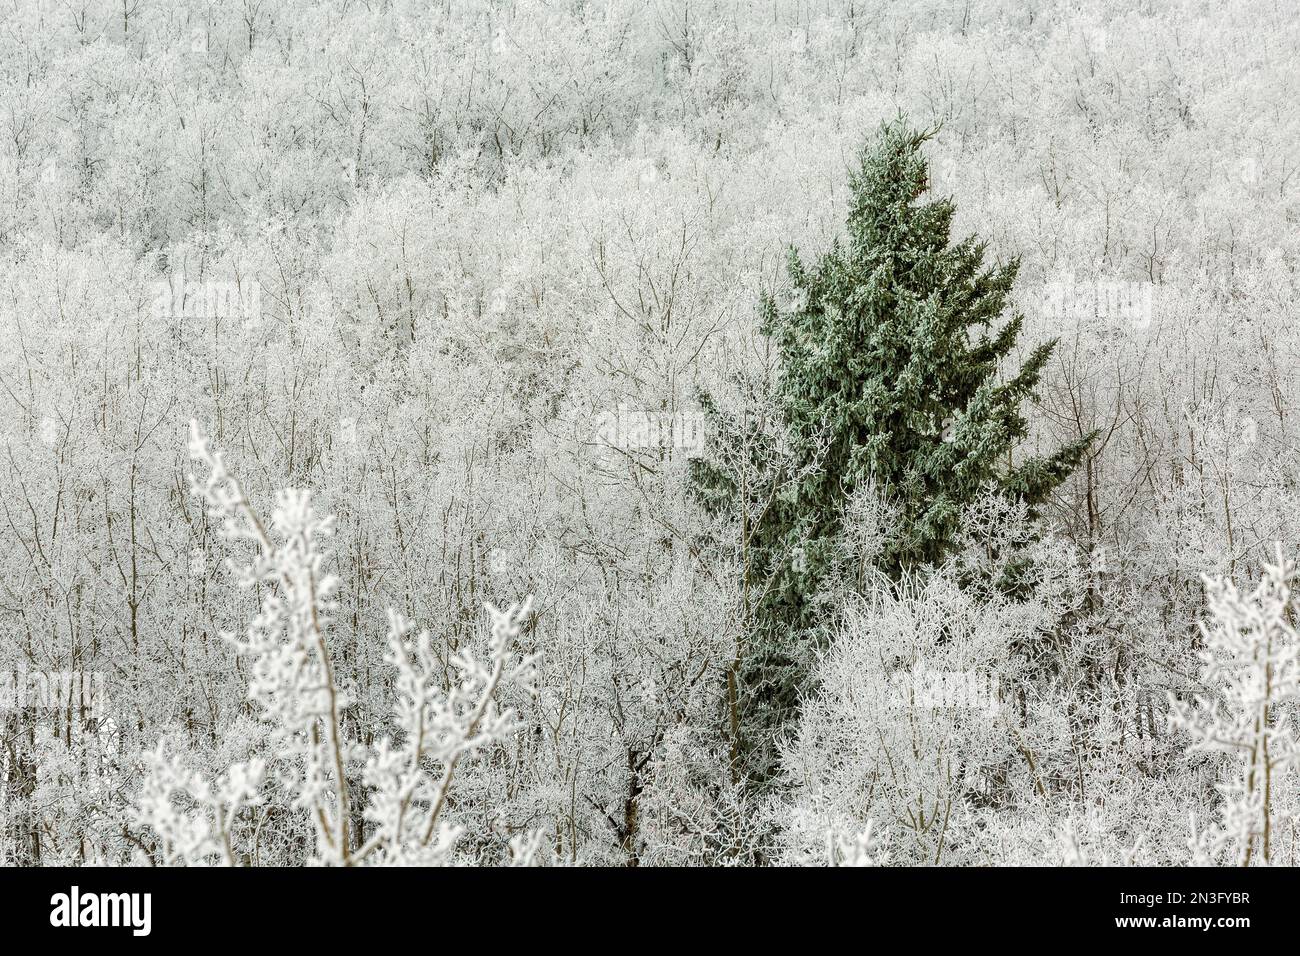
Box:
left=693, top=119, right=1095, bottom=781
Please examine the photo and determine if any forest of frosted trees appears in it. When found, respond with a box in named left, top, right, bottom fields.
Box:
left=1, top=0, right=1299, bottom=867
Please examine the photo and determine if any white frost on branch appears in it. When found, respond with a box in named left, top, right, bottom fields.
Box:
left=136, top=421, right=539, bottom=866
left=1169, top=546, right=1300, bottom=866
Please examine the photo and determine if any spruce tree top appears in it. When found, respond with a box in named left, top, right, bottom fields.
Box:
left=768, top=118, right=1093, bottom=576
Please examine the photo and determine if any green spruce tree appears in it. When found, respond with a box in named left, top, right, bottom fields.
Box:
left=692, top=118, right=1094, bottom=782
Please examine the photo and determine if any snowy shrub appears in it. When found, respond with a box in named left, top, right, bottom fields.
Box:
left=777, top=565, right=1065, bottom=865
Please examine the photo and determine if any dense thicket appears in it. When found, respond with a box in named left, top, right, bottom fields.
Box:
left=2, top=0, right=1298, bottom=866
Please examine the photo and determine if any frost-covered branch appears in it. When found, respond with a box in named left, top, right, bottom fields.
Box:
left=136, top=422, right=538, bottom=865
left=1170, top=545, right=1300, bottom=866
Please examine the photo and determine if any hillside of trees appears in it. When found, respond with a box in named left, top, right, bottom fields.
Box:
left=1, top=0, right=1299, bottom=867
